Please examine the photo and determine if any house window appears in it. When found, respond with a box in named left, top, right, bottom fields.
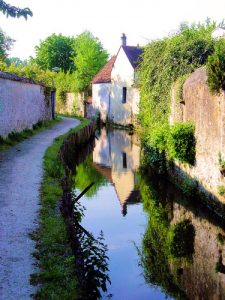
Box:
left=122, top=152, right=127, bottom=169
left=122, top=87, right=127, bottom=103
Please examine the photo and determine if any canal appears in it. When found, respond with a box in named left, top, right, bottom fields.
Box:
left=72, top=127, right=225, bottom=300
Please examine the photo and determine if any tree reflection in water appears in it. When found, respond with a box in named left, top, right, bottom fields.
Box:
left=138, top=167, right=225, bottom=300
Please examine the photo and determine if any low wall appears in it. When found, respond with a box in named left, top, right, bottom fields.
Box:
left=0, top=71, right=53, bottom=137
left=56, top=92, right=85, bottom=117
left=170, top=67, right=225, bottom=203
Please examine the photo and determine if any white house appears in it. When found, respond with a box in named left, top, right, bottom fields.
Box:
left=211, top=26, right=225, bottom=39
left=92, top=34, right=142, bottom=125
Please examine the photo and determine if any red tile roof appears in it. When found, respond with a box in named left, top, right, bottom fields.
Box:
left=92, top=55, right=116, bottom=84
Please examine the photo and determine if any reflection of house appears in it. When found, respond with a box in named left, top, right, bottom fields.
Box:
left=93, top=128, right=141, bottom=215
left=92, top=34, right=142, bottom=125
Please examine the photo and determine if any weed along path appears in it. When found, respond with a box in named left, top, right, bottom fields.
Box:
left=0, top=117, right=80, bottom=300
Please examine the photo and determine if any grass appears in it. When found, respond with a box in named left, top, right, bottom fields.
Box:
left=0, top=117, right=62, bottom=152
left=31, top=117, right=90, bottom=300
left=218, top=185, right=225, bottom=196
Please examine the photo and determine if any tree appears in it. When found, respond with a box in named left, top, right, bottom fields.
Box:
left=0, top=27, right=14, bottom=61
left=35, top=34, right=75, bottom=73
left=6, top=56, right=27, bottom=66
left=73, top=31, right=108, bottom=91
left=0, top=0, right=32, bottom=19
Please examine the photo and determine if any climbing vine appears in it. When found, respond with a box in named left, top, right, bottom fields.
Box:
left=138, top=21, right=216, bottom=164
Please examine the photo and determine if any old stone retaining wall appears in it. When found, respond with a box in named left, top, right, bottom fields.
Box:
left=170, top=67, right=225, bottom=203
left=56, top=92, right=85, bottom=117
left=0, top=71, right=53, bottom=137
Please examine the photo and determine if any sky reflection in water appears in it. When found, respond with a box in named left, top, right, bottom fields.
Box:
left=75, top=128, right=173, bottom=300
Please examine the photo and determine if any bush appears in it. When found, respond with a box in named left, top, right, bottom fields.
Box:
left=138, top=21, right=216, bottom=142
left=167, top=220, right=195, bottom=258
left=180, top=176, right=198, bottom=197
left=217, top=233, right=225, bottom=245
left=175, top=74, right=190, bottom=103
left=218, top=185, right=225, bottom=196
left=147, top=125, right=169, bottom=153
left=168, top=122, right=195, bottom=165
left=207, top=38, right=225, bottom=93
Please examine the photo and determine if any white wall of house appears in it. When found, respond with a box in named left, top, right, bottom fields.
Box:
left=0, top=76, right=52, bottom=137
left=92, top=83, right=111, bottom=121
left=110, top=48, right=140, bottom=125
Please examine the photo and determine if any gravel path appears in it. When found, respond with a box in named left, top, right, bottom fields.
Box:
left=0, top=117, right=80, bottom=300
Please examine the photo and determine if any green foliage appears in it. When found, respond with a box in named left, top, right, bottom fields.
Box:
left=218, top=185, right=225, bottom=196
left=216, top=233, right=225, bottom=245
left=73, top=155, right=107, bottom=197
left=167, top=220, right=195, bottom=259
left=73, top=31, right=108, bottom=91
left=167, top=122, right=195, bottom=165
left=219, top=153, right=225, bottom=173
left=179, top=176, right=198, bottom=197
left=54, top=71, right=75, bottom=105
left=175, top=74, right=190, bottom=103
left=35, top=34, right=75, bottom=73
left=32, top=118, right=90, bottom=299
left=215, top=256, right=225, bottom=274
left=147, top=125, right=169, bottom=154
left=138, top=175, right=188, bottom=299
left=207, top=38, right=225, bottom=93
left=1, top=61, right=56, bottom=88
left=138, top=21, right=215, bottom=160
left=0, top=27, right=14, bottom=61
left=6, top=56, right=27, bottom=66
left=141, top=147, right=167, bottom=175
left=0, top=0, right=32, bottom=19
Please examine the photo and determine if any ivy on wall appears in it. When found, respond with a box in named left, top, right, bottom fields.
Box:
left=138, top=21, right=216, bottom=164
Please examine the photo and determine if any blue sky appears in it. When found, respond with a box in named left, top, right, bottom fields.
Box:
left=1, top=0, right=225, bottom=59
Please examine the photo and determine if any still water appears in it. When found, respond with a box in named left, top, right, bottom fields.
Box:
left=73, top=128, right=225, bottom=300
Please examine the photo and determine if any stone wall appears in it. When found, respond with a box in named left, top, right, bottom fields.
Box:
left=170, top=67, right=225, bottom=203
left=0, top=72, right=53, bottom=137
left=169, top=194, right=225, bottom=300
left=56, top=92, right=84, bottom=117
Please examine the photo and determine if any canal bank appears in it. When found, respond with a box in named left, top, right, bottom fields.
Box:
left=31, top=118, right=96, bottom=299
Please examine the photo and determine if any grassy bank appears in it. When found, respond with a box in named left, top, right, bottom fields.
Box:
left=0, top=117, right=61, bottom=152
left=31, top=118, right=90, bottom=300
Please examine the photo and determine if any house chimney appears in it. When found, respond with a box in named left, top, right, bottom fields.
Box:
left=121, top=33, right=127, bottom=46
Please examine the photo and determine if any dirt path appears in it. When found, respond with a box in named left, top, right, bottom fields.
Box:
left=0, top=117, right=80, bottom=300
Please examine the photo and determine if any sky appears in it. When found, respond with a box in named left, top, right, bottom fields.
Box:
left=1, top=0, right=225, bottom=60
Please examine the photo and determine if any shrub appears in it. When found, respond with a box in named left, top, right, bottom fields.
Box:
left=218, top=185, right=225, bottom=196
left=167, top=220, right=195, bottom=258
left=207, top=38, right=225, bottom=93
left=218, top=152, right=225, bottom=175
left=168, top=122, right=195, bottom=165
left=147, top=125, right=169, bottom=153
left=141, top=147, right=167, bottom=175
left=175, top=74, right=190, bottom=103
left=217, top=233, right=225, bottom=245
left=138, top=21, right=216, bottom=143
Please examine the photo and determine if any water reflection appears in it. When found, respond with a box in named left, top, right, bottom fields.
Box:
left=93, top=128, right=141, bottom=216
left=139, top=173, right=225, bottom=300
left=73, top=128, right=225, bottom=299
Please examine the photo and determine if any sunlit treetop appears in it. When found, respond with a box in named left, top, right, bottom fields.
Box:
left=0, top=0, right=33, bottom=19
